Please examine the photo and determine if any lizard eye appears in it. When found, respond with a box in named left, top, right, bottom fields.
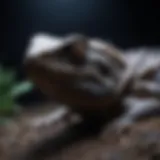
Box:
left=97, top=63, right=111, bottom=76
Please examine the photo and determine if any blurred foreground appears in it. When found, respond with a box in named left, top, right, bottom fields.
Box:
left=0, top=34, right=160, bottom=160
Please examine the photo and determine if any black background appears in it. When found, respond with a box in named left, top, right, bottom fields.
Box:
left=2, top=0, right=160, bottom=104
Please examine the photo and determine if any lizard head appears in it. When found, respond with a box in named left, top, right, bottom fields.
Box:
left=24, top=33, right=126, bottom=112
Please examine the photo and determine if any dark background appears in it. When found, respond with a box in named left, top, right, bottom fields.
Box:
left=2, top=0, right=160, bottom=104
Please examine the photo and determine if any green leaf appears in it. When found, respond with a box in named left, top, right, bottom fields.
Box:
left=0, top=67, right=16, bottom=95
left=0, top=94, right=15, bottom=116
left=0, top=66, right=26, bottom=118
left=11, top=81, right=34, bottom=98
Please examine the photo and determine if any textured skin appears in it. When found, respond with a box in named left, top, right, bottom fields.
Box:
left=107, top=48, right=160, bottom=130
left=21, top=45, right=160, bottom=160
left=24, top=34, right=126, bottom=112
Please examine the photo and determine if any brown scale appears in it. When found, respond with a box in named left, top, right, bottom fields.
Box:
left=131, top=64, right=160, bottom=98
left=106, top=49, right=160, bottom=131
left=24, top=34, right=128, bottom=114
left=26, top=34, right=160, bottom=136
left=24, top=34, right=136, bottom=136
left=22, top=37, right=160, bottom=160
